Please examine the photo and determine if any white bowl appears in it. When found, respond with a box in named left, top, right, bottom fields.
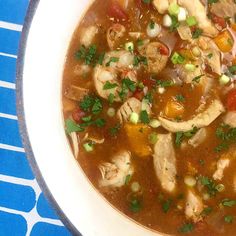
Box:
left=16, top=1, right=162, bottom=236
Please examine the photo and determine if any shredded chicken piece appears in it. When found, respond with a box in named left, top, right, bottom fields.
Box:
left=213, top=159, right=230, bottom=181
left=80, top=26, right=98, bottom=47
left=188, top=128, right=207, bottom=148
left=185, top=190, right=204, bottom=223
left=99, top=150, right=133, bottom=187
left=223, top=111, right=236, bottom=128
left=177, top=24, right=193, bottom=43
left=117, top=97, right=151, bottom=123
left=64, top=85, right=89, bottom=101
left=153, top=133, right=177, bottom=193
left=198, top=37, right=221, bottom=75
left=178, top=0, right=218, bottom=37
left=107, top=24, right=126, bottom=49
left=211, top=0, right=236, bottom=19
left=159, top=100, right=225, bottom=132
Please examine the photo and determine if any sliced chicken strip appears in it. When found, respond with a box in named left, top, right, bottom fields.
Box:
left=153, top=133, right=177, bottom=193
left=64, top=85, right=89, bottom=101
left=223, top=111, right=236, bottom=128
left=213, top=158, right=230, bottom=181
left=178, top=0, right=218, bottom=37
left=117, top=97, right=151, bottom=123
left=159, top=100, right=225, bottom=132
left=211, top=0, right=236, bottom=19
left=198, top=37, right=221, bottom=75
left=107, top=24, right=126, bottom=49
left=80, top=26, right=98, bottom=47
left=188, top=128, right=207, bottom=148
left=185, top=190, right=204, bottom=223
left=99, top=150, right=133, bottom=188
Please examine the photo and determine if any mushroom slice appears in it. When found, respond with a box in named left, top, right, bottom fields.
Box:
left=177, top=24, right=193, bottom=43
left=99, top=150, right=133, bottom=188
left=153, top=133, right=177, bottom=193
left=188, top=128, right=207, bottom=148
left=159, top=100, right=225, bottom=132
left=80, top=26, right=98, bottom=48
left=64, top=85, right=89, bottom=101
left=178, top=0, right=218, bottom=37
left=213, top=158, right=230, bottom=181
left=185, top=190, right=204, bottom=223
left=107, top=24, right=126, bottom=49
left=223, top=111, right=236, bottom=128
left=117, top=97, right=150, bottom=123
left=139, top=42, right=168, bottom=74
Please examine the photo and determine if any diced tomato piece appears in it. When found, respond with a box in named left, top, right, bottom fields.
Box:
left=211, top=14, right=226, bottom=29
left=142, top=78, right=156, bottom=88
left=159, top=45, right=169, bottom=56
left=227, top=89, right=236, bottom=111
left=72, top=108, right=86, bottom=123
left=108, top=1, right=128, bottom=21
left=133, top=89, right=144, bottom=100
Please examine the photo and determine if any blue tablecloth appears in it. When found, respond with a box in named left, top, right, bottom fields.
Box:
left=0, top=1, right=71, bottom=235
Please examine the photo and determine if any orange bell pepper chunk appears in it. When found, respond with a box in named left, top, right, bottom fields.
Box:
left=214, top=30, right=234, bottom=53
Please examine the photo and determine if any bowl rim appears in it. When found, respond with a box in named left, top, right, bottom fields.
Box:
left=16, top=1, right=82, bottom=235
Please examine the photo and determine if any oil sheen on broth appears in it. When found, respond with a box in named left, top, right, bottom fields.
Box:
left=62, top=0, right=236, bottom=235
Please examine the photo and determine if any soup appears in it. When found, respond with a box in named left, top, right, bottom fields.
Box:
left=62, top=0, right=236, bottom=235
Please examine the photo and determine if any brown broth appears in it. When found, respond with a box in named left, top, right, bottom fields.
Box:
left=62, top=0, right=236, bottom=235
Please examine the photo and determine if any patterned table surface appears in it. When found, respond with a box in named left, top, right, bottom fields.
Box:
left=0, top=1, right=72, bottom=235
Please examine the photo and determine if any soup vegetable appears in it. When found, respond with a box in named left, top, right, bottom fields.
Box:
left=63, top=0, right=236, bottom=235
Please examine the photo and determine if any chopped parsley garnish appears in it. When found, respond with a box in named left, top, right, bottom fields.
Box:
left=162, top=199, right=172, bottom=213
left=118, top=78, right=137, bottom=101
left=192, top=74, right=204, bottom=83
left=108, top=93, right=115, bottom=105
left=208, top=0, right=219, bottom=4
left=179, top=223, right=194, bottom=233
left=98, top=52, right=105, bottom=65
left=130, top=199, right=142, bottom=213
left=142, top=0, right=151, bottom=3
left=140, top=110, right=150, bottom=124
left=156, top=79, right=174, bottom=87
left=106, top=57, right=119, bottom=66
left=75, top=45, right=97, bottom=65
left=175, top=127, right=198, bottom=147
left=207, top=53, right=213, bottom=59
left=201, top=207, right=213, bottom=216
left=80, top=95, right=103, bottom=114
left=133, top=56, right=148, bottom=67
left=170, top=15, right=180, bottom=32
left=176, top=94, right=185, bottom=102
left=137, top=39, right=144, bottom=46
left=92, top=98, right=103, bottom=115
left=109, top=123, right=121, bottom=136
left=224, top=215, right=234, bottom=223
left=149, top=20, right=155, bottom=29
left=222, top=199, right=236, bottom=207
left=192, top=28, right=203, bottom=39
left=125, top=174, right=132, bottom=185
left=65, top=119, right=85, bottom=133
left=228, top=65, right=236, bottom=74
left=215, top=124, right=236, bottom=152
left=199, top=176, right=218, bottom=196
left=103, top=81, right=118, bottom=90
